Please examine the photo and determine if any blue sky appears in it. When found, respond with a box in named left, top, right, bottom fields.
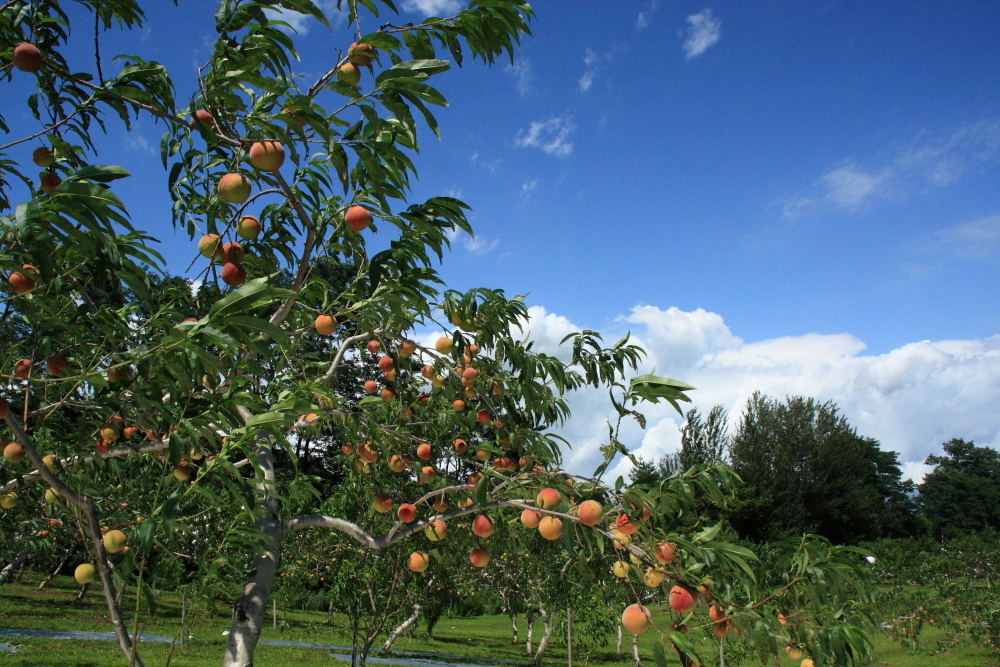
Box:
left=4, top=0, right=1000, bottom=478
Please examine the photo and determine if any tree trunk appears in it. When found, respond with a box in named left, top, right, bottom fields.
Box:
left=632, top=633, right=640, bottom=667
left=326, top=600, right=333, bottom=625
left=0, top=544, right=31, bottom=585
left=566, top=608, right=572, bottom=667
left=38, top=555, right=68, bottom=590
left=616, top=624, right=622, bottom=659
left=526, top=611, right=539, bottom=657
left=222, top=441, right=282, bottom=667
left=533, top=607, right=556, bottom=665
left=510, top=613, right=518, bottom=645
left=382, top=604, right=421, bottom=651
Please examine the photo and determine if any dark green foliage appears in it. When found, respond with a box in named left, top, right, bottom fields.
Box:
left=919, top=438, right=1000, bottom=537
left=727, top=392, right=919, bottom=544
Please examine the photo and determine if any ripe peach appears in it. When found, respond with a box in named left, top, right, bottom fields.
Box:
left=43, top=354, right=68, bottom=376
left=222, top=241, right=245, bottom=263
left=621, top=604, right=650, bottom=635
left=435, top=337, right=454, bottom=354
left=398, top=340, right=416, bottom=357
left=358, top=441, right=379, bottom=463
left=12, top=43, right=42, bottom=73
left=467, top=472, right=482, bottom=486
left=237, top=215, right=261, bottom=240
left=419, top=466, right=436, bottom=483
left=615, top=513, right=639, bottom=535
left=218, top=173, right=251, bottom=203
left=416, top=443, right=432, bottom=460
left=8, top=266, right=36, bottom=295
left=472, top=515, right=494, bottom=538
left=801, top=660, right=814, bottom=667
left=535, top=488, right=561, bottom=510
left=349, top=42, right=375, bottom=66
left=249, top=141, right=284, bottom=172
left=520, top=509, right=541, bottom=529
left=103, top=529, right=127, bottom=553
left=708, top=606, right=726, bottom=622
left=654, top=543, right=676, bottom=563
left=74, top=563, right=97, bottom=585
left=194, top=109, right=216, bottom=126
left=221, top=262, right=246, bottom=286
left=538, top=516, right=562, bottom=540
left=476, top=409, right=490, bottom=424
left=345, top=205, right=370, bottom=232
left=32, top=147, right=54, bottom=167
left=361, top=380, right=378, bottom=395
left=336, top=63, right=361, bottom=84
left=452, top=439, right=467, bottom=454
left=366, top=340, right=381, bottom=354
left=388, top=455, right=407, bottom=472
left=421, top=365, right=434, bottom=379
left=0, top=493, right=17, bottom=509
left=377, top=355, right=394, bottom=372
left=424, top=519, right=447, bottom=541
left=475, top=448, right=490, bottom=462
left=452, top=399, right=465, bottom=411
left=577, top=500, right=603, bottom=526
left=381, top=388, right=395, bottom=401
left=397, top=503, right=417, bottom=523
left=433, top=497, right=447, bottom=512
left=173, top=464, right=191, bottom=481
left=711, top=619, right=730, bottom=638
left=373, top=493, right=393, bottom=514
left=408, top=551, right=429, bottom=573
left=470, top=546, right=491, bottom=568
left=198, top=234, right=222, bottom=258
left=3, top=444, right=25, bottom=464
left=40, top=173, right=61, bottom=193
left=315, top=314, right=338, bottom=335
left=669, top=585, right=697, bottom=613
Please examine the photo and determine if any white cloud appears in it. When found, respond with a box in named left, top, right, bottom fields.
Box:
left=505, top=58, right=533, bottom=96
left=402, top=0, right=462, bottom=15
left=785, top=120, right=1000, bottom=217
left=516, top=304, right=1000, bottom=484
left=463, top=235, right=499, bottom=253
left=470, top=151, right=500, bottom=173
left=682, top=9, right=721, bottom=60
left=515, top=118, right=575, bottom=157
left=579, top=48, right=597, bottom=92
left=912, top=214, right=1000, bottom=260
left=521, top=179, right=537, bottom=196
left=635, top=0, right=659, bottom=31
left=822, top=163, right=890, bottom=208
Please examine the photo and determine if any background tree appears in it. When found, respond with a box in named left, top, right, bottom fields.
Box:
left=919, top=438, right=1000, bottom=537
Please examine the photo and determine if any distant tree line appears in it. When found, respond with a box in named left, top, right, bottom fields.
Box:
left=631, top=392, right=1000, bottom=543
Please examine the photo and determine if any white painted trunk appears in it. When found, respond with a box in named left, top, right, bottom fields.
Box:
left=382, top=604, right=421, bottom=651
left=632, top=633, right=640, bottom=667
left=533, top=608, right=555, bottom=665
left=616, top=624, right=622, bottom=658
left=221, top=522, right=281, bottom=667
left=0, top=544, right=31, bottom=585
left=510, top=613, right=518, bottom=645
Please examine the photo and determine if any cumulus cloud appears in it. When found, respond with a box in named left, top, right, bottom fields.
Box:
left=402, top=0, right=462, bottom=15
left=682, top=9, right=721, bottom=60
left=785, top=120, right=1000, bottom=217
left=515, top=118, right=575, bottom=157
left=515, top=305, right=1000, bottom=484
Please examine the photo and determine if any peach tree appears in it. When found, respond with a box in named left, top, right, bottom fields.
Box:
left=2, top=1, right=874, bottom=666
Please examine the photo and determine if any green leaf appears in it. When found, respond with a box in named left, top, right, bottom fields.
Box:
left=66, top=165, right=131, bottom=183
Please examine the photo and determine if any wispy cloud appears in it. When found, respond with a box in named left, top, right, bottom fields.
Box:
left=505, top=58, right=533, bottom=96
left=402, top=0, right=462, bottom=15
left=521, top=179, right=538, bottom=197
left=464, top=235, right=499, bottom=253
left=918, top=214, right=1000, bottom=259
left=682, top=9, right=721, bottom=60
left=635, top=0, right=659, bottom=31
left=264, top=1, right=345, bottom=35
left=784, top=120, right=1000, bottom=216
left=579, top=48, right=598, bottom=92
left=515, top=118, right=575, bottom=157
left=470, top=151, right=501, bottom=174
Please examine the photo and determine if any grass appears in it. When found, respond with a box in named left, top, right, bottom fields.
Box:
left=0, top=573, right=994, bottom=666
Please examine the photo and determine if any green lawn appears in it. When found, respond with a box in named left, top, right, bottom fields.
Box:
left=0, top=574, right=992, bottom=666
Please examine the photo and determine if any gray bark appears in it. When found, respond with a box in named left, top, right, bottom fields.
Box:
left=533, top=607, right=556, bottom=665
left=38, top=555, right=68, bottom=590
left=566, top=608, right=572, bottom=667
left=381, top=604, right=421, bottom=651
left=0, top=543, right=31, bottom=585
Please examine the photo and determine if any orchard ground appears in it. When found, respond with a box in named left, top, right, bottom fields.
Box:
left=0, top=575, right=987, bottom=667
